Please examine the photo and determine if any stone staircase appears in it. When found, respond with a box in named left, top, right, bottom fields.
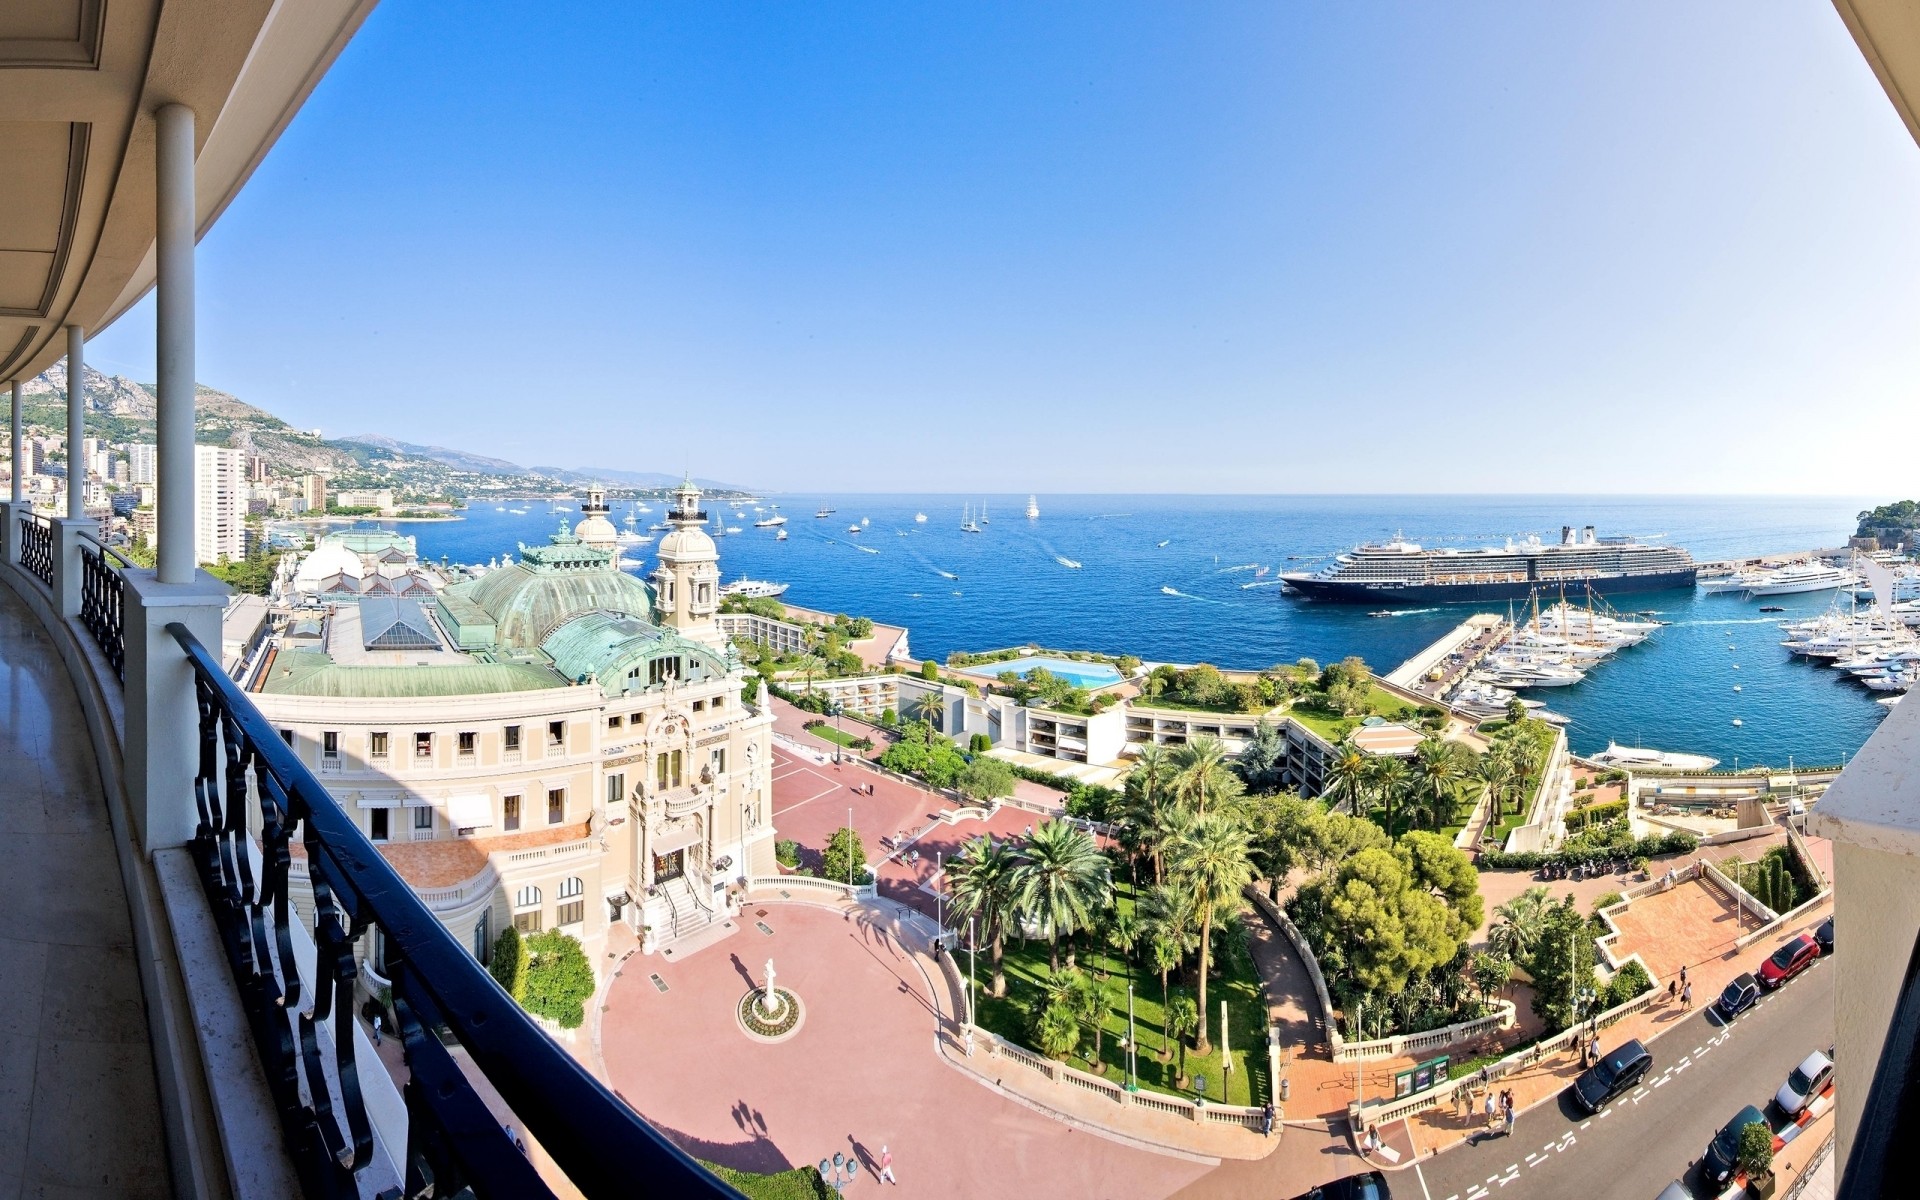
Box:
left=661, top=876, right=719, bottom=940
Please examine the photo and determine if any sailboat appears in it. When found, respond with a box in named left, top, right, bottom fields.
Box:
left=1026, top=495, right=1040, bottom=519
left=961, top=502, right=981, bottom=533
left=980, top=502, right=990, bottom=525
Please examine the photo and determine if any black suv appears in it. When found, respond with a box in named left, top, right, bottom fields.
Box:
left=1716, top=972, right=1761, bottom=1019
left=1816, top=917, right=1834, bottom=954
left=1571, top=1038, right=1653, bottom=1113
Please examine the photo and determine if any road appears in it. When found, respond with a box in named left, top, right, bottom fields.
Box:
left=1411, top=957, right=1834, bottom=1200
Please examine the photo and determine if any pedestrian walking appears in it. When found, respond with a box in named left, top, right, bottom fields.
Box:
left=878, top=1145, right=897, bottom=1185
left=1668, top=978, right=1678, bottom=1003
left=1682, top=981, right=1693, bottom=1011
left=1502, top=1089, right=1514, bottom=1134
left=1484, top=1090, right=1498, bottom=1130
left=1263, top=1102, right=1275, bottom=1137
left=371, top=1014, right=382, bottom=1046
left=1679, top=963, right=1688, bottom=989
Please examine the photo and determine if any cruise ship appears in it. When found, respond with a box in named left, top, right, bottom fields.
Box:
left=1281, top=526, right=1696, bottom=604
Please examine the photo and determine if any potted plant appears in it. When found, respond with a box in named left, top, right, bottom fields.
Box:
left=1737, top=1119, right=1776, bottom=1197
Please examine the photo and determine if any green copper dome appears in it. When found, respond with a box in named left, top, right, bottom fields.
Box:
left=448, top=528, right=656, bottom=650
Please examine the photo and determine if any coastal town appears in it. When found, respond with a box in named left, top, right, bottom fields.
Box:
left=7, top=6, right=1920, bottom=1200
left=118, top=475, right=1876, bottom=1199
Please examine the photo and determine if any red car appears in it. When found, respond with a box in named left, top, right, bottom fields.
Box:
left=1757, top=934, right=1820, bottom=989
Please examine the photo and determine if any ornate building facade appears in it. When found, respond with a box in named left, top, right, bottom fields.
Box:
left=250, top=481, right=776, bottom=981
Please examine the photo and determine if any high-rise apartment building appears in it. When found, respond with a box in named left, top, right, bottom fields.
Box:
left=129, top=442, right=157, bottom=485
left=194, top=444, right=246, bottom=564
left=300, top=473, right=327, bottom=513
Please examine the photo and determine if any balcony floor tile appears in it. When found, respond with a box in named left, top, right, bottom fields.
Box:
left=0, top=582, right=164, bottom=1196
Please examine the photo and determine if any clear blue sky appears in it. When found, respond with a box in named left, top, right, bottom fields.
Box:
left=91, top=2, right=1920, bottom=493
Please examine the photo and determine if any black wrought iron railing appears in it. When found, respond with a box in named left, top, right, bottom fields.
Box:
left=1839, top=924, right=1920, bottom=1198
left=79, top=539, right=128, bottom=683
left=169, top=623, right=739, bottom=1200
left=19, top=512, right=52, bottom=587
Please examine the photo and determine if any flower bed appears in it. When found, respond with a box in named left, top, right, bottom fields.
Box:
left=738, top=986, right=805, bottom=1041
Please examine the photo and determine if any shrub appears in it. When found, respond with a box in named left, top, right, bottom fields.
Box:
left=1603, top=960, right=1654, bottom=1009
left=1566, top=798, right=1628, bottom=830
left=921, top=660, right=940, bottom=680
left=819, top=827, right=870, bottom=886
left=775, top=839, right=801, bottom=868
left=1737, top=1118, right=1774, bottom=1179
left=957, top=756, right=1017, bottom=803
left=969, top=733, right=992, bottom=753
left=1589, top=891, right=1623, bottom=917
left=520, top=930, right=595, bottom=1029
left=699, top=1161, right=833, bottom=1200
left=880, top=707, right=897, bottom=726
left=489, top=926, right=528, bottom=1001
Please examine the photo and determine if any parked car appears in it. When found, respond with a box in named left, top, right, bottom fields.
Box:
left=1716, top=972, right=1761, bottom=1019
left=1655, top=1183, right=1690, bottom=1200
left=1703, top=1104, right=1770, bottom=1185
left=1571, top=1038, right=1653, bottom=1113
left=1288, top=1171, right=1391, bottom=1200
left=1758, top=934, right=1821, bottom=989
left=1816, top=917, right=1835, bottom=955
left=1775, top=1049, right=1835, bottom=1117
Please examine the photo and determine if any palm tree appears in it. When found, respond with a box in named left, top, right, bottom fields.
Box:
left=1126, top=747, right=1183, bottom=883
left=1138, top=883, right=1199, bottom=1060
left=1473, top=751, right=1514, bottom=824
left=1012, top=821, right=1110, bottom=971
left=1368, top=756, right=1410, bottom=835
left=1033, top=1001, right=1081, bottom=1062
left=1487, top=885, right=1552, bottom=966
left=947, top=835, right=1021, bottom=997
left=1325, top=743, right=1370, bottom=816
left=1067, top=969, right=1109, bottom=1073
left=1171, top=735, right=1239, bottom=816
left=1166, top=992, right=1199, bottom=1084
left=1106, top=907, right=1140, bottom=971
left=1412, top=737, right=1465, bottom=831
left=1167, top=811, right=1255, bottom=1055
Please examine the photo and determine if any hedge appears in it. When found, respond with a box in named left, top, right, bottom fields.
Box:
left=700, top=1161, right=832, bottom=1200
left=1005, top=762, right=1122, bottom=822
left=1481, top=831, right=1698, bottom=870
left=1566, top=798, right=1629, bottom=830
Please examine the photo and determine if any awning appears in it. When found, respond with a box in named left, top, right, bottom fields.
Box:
left=447, top=794, right=492, bottom=830
left=650, top=823, right=702, bottom=856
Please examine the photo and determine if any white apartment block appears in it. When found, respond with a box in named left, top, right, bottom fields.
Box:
left=194, top=444, right=246, bottom=564
left=130, top=442, right=157, bottom=485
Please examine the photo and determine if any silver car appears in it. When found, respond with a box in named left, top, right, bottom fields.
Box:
left=1775, top=1049, right=1834, bottom=1117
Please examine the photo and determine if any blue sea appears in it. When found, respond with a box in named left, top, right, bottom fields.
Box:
left=372, top=494, right=1885, bottom=769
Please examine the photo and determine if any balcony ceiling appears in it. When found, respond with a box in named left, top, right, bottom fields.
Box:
left=1834, top=0, right=1920, bottom=148
left=0, top=0, right=377, bottom=386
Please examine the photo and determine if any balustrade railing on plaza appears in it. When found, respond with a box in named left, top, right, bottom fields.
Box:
left=169, top=623, right=738, bottom=1200
left=78, top=537, right=128, bottom=682
left=19, top=512, right=52, bottom=587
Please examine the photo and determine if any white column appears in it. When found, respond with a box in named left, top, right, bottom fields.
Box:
left=66, top=325, right=84, bottom=519
left=155, top=102, right=196, bottom=584
left=9, top=379, right=20, bottom=503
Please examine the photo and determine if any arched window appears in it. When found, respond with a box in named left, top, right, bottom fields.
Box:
left=557, top=876, right=585, bottom=926
left=558, top=876, right=584, bottom=900
left=514, top=884, right=543, bottom=932
left=515, top=885, right=542, bottom=908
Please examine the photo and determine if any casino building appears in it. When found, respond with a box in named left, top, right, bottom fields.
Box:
left=248, top=478, right=777, bottom=975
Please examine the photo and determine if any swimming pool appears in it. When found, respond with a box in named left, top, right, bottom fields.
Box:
left=957, top=656, right=1124, bottom=689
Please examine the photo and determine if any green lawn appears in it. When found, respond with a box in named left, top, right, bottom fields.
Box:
left=805, top=723, right=865, bottom=749
left=1284, top=686, right=1419, bottom=744
left=1360, top=780, right=1479, bottom=841
left=965, top=881, right=1271, bottom=1107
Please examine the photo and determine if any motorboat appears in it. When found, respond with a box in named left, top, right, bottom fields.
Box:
left=815, top=505, right=835, bottom=518
left=775, top=529, right=788, bottom=541
left=1744, top=562, right=1860, bottom=597
left=914, top=512, right=927, bottom=523
left=720, top=576, right=790, bottom=600
left=754, top=514, right=788, bottom=527
left=1026, top=495, right=1040, bottom=519
left=846, top=524, right=862, bottom=534
left=1589, top=742, right=1720, bottom=771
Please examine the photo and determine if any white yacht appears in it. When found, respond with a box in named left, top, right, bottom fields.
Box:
left=753, top=513, right=788, bottom=528
left=914, top=512, right=928, bottom=523
left=720, top=576, right=790, bottom=600
left=1588, top=743, right=1720, bottom=771
left=1744, top=561, right=1859, bottom=596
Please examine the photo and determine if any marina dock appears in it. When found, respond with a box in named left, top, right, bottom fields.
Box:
left=1385, top=613, right=1510, bottom=699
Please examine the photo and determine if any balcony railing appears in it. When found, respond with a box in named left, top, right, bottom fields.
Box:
left=169, top=622, right=736, bottom=1199
left=19, top=513, right=53, bottom=587
left=78, top=538, right=128, bottom=683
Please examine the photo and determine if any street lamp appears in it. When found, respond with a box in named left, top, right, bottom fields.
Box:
left=820, top=1153, right=858, bottom=1194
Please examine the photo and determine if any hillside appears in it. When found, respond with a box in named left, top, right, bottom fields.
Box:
left=18, top=365, right=753, bottom=498
left=1857, top=501, right=1920, bottom=547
